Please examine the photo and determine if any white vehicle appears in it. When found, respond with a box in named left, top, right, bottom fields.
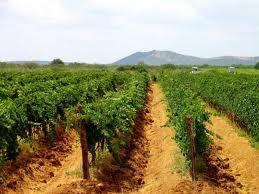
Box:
left=191, top=67, right=201, bottom=74
left=228, top=67, right=236, bottom=74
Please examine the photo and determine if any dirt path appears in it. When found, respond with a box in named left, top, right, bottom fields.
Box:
left=6, top=133, right=83, bottom=194
left=29, top=143, right=82, bottom=194
left=206, top=113, right=259, bottom=193
left=134, top=83, right=184, bottom=193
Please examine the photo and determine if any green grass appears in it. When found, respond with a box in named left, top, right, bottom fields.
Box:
left=173, top=150, right=189, bottom=176
left=250, top=140, right=259, bottom=149
left=65, top=165, right=83, bottom=178
left=215, top=134, right=223, bottom=140
left=172, top=150, right=207, bottom=180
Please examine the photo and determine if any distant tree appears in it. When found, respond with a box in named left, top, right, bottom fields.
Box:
left=255, top=62, right=259, bottom=70
left=116, top=66, right=128, bottom=71
left=24, top=62, right=39, bottom=69
left=68, top=62, right=83, bottom=67
left=161, top=64, right=177, bottom=70
left=0, top=62, right=8, bottom=67
left=201, top=64, right=209, bottom=68
left=0, top=62, right=20, bottom=68
left=131, top=64, right=148, bottom=73
left=50, top=58, right=65, bottom=66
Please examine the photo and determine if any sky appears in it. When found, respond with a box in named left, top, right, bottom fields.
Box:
left=0, top=0, right=259, bottom=63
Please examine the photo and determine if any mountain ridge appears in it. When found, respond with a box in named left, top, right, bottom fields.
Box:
left=114, top=50, right=259, bottom=65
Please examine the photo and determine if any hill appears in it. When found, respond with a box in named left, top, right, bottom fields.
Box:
left=114, top=50, right=259, bottom=65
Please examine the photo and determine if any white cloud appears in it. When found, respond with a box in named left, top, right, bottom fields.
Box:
left=0, top=0, right=259, bottom=62
left=7, top=0, right=73, bottom=23
left=84, top=0, right=199, bottom=23
left=0, top=0, right=7, bottom=6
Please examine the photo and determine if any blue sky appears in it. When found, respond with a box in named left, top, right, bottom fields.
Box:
left=0, top=0, right=259, bottom=63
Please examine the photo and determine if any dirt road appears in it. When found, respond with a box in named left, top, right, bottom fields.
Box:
left=207, top=114, right=259, bottom=193
left=134, top=83, right=184, bottom=193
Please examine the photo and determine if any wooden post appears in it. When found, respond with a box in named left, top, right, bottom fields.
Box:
left=80, top=120, right=90, bottom=179
left=77, top=104, right=90, bottom=179
left=187, top=115, right=196, bottom=181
